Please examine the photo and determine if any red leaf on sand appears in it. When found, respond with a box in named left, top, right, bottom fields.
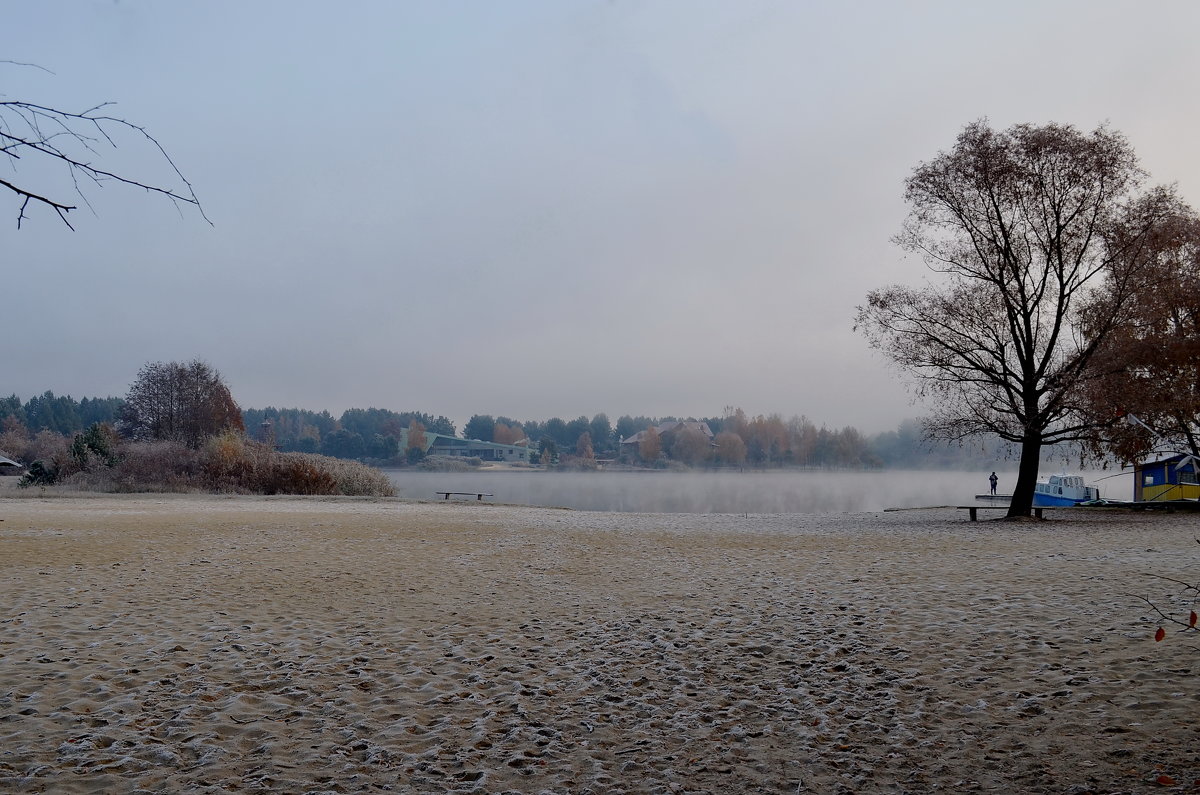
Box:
left=1155, top=774, right=1176, bottom=786
left=1154, top=627, right=1166, bottom=642
left=1190, top=611, right=1197, bottom=628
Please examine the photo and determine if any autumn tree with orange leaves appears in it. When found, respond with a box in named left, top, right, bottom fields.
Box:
left=406, top=420, right=427, bottom=460
left=493, top=422, right=526, bottom=445
left=1082, top=202, right=1200, bottom=462
left=669, top=426, right=711, bottom=465
left=638, top=427, right=661, bottom=464
left=713, top=431, right=747, bottom=466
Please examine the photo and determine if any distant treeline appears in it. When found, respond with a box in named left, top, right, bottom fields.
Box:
left=240, top=407, right=456, bottom=460
left=0, top=393, right=123, bottom=436
left=1, top=392, right=1019, bottom=470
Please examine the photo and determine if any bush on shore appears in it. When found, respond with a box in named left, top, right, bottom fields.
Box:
left=31, top=429, right=394, bottom=497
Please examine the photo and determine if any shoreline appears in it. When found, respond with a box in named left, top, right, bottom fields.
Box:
left=1, top=495, right=1196, bottom=793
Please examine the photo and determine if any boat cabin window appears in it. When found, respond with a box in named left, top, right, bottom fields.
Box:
left=1144, top=475, right=1155, bottom=486
left=1181, top=469, right=1198, bottom=485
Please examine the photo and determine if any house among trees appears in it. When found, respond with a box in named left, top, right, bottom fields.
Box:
left=429, top=434, right=534, bottom=462
left=619, top=421, right=714, bottom=460
left=1132, top=454, right=1200, bottom=502
left=399, top=427, right=534, bottom=463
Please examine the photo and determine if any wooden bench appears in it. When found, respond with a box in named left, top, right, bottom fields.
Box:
left=435, top=491, right=494, bottom=501
left=960, top=505, right=1043, bottom=521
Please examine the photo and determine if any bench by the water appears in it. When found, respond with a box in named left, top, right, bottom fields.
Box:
left=960, top=505, right=1043, bottom=521
left=435, top=491, right=494, bottom=501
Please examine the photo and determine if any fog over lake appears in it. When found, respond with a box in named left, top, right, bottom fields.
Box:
left=385, top=469, right=1133, bottom=514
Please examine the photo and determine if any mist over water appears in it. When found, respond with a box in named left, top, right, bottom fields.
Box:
left=383, top=469, right=1133, bottom=514
left=386, top=469, right=1132, bottom=514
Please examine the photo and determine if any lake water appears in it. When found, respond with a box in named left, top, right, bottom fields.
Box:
left=384, top=468, right=1133, bottom=514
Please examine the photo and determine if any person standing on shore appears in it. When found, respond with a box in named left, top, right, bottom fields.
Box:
left=989, top=471, right=998, bottom=495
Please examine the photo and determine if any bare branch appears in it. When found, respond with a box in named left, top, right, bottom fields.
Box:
left=0, top=67, right=210, bottom=229
left=0, top=60, right=54, bottom=74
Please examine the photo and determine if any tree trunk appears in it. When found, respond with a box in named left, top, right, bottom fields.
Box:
left=1008, top=435, right=1042, bottom=518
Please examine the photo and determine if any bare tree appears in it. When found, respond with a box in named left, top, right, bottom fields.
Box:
left=1, top=61, right=207, bottom=229
left=119, top=360, right=243, bottom=448
left=856, top=121, right=1175, bottom=517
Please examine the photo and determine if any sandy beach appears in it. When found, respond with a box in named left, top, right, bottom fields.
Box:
left=0, top=493, right=1196, bottom=793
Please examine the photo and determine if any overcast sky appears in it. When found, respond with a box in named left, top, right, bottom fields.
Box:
left=6, top=1, right=1200, bottom=434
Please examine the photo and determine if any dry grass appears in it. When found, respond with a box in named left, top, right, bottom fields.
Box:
left=53, top=431, right=394, bottom=496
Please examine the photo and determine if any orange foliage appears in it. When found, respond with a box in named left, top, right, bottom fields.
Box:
left=493, top=422, right=525, bottom=445
left=638, top=427, right=661, bottom=463
left=407, top=420, right=427, bottom=452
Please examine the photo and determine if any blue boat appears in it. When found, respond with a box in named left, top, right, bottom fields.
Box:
left=1033, top=474, right=1099, bottom=507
